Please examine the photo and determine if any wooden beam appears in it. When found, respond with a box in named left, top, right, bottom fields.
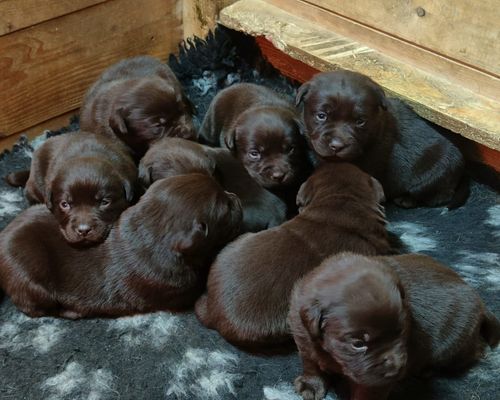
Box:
left=219, top=0, right=500, bottom=151
left=183, top=0, right=237, bottom=39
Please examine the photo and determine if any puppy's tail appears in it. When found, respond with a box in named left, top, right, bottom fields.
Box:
left=447, top=174, right=470, bottom=210
left=481, top=310, right=500, bottom=348
left=5, top=170, right=30, bottom=187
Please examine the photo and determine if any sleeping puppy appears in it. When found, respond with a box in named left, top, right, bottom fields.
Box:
left=0, top=174, right=242, bottom=318
left=80, top=56, right=196, bottom=158
left=22, top=131, right=137, bottom=245
left=199, top=83, right=312, bottom=189
left=296, top=70, right=466, bottom=208
left=139, top=137, right=287, bottom=232
left=195, top=163, right=393, bottom=349
left=289, top=253, right=500, bottom=400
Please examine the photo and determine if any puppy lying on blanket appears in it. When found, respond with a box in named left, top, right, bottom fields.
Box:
left=289, top=253, right=500, bottom=400
left=139, top=137, right=286, bottom=232
left=0, top=174, right=242, bottom=318
left=7, top=131, right=137, bottom=245
left=80, top=56, right=197, bottom=158
left=195, top=163, right=393, bottom=349
left=296, top=70, right=466, bottom=208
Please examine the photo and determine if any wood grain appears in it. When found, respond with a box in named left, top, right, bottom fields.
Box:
left=0, top=0, right=108, bottom=36
left=306, top=0, right=500, bottom=77
left=183, top=0, right=237, bottom=39
left=220, top=0, right=500, bottom=150
left=0, top=0, right=182, bottom=137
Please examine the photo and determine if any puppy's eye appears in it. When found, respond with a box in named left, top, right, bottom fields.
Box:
left=355, top=118, right=366, bottom=127
left=248, top=150, right=261, bottom=161
left=59, top=201, right=71, bottom=210
left=351, top=338, right=368, bottom=352
left=100, top=198, right=111, bottom=207
left=316, top=112, right=327, bottom=122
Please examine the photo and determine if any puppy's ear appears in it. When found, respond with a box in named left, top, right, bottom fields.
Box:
left=181, top=92, right=196, bottom=116
left=369, top=176, right=385, bottom=203
left=45, top=188, right=53, bottom=211
left=296, top=180, right=313, bottom=210
left=109, top=107, right=129, bottom=135
left=138, top=163, right=153, bottom=188
left=171, top=220, right=209, bottom=255
left=293, top=116, right=306, bottom=137
left=300, top=301, right=324, bottom=339
left=374, top=86, right=388, bottom=111
left=224, top=127, right=238, bottom=153
left=122, top=179, right=135, bottom=202
left=295, top=82, right=311, bottom=106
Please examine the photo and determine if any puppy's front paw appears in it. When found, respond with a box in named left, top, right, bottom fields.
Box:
left=294, top=375, right=327, bottom=400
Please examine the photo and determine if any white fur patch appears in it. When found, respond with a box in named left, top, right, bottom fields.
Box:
left=107, top=312, right=180, bottom=348
left=389, top=221, right=437, bottom=252
left=0, top=314, right=66, bottom=354
left=165, top=348, right=241, bottom=399
left=454, top=251, right=500, bottom=289
left=41, top=362, right=115, bottom=400
left=0, top=190, right=24, bottom=217
left=263, top=382, right=338, bottom=400
left=486, top=205, right=500, bottom=238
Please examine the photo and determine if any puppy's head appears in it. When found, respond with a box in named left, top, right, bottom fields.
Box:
left=297, top=253, right=408, bottom=386
left=296, top=163, right=385, bottom=212
left=296, top=70, right=387, bottom=160
left=48, top=158, right=134, bottom=245
left=133, top=174, right=242, bottom=257
left=109, top=78, right=197, bottom=155
left=138, top=138, right=216, bottom=188
left=225, top=107, right=308, bottom=188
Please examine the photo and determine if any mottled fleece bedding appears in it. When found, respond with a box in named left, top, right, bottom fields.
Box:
left=0, top=28, right=498, bottom=400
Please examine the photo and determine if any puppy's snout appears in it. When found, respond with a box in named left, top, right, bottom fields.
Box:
left=76, top=224, right=92, bottom=237
left=271, top=170, right=285, bottom=182
left=328, top=138, right=346, bottom=153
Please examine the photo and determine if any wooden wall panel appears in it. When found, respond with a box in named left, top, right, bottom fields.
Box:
left=0, top=0, right=182, bottom=138
left=0, top=0, right=108, bottom=36
left=306, top=0, right=500, bottom=77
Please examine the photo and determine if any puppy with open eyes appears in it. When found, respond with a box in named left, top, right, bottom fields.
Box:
left=0, top=174, right=242, bottom=318
left=199, top=82, right=312, bottom=190
left=296, top=70, right=466, bottom=208
left=7, top=131, right=137, bottom=246
left=195, top=163, right=393, bottom=349
left=138, top=137, right=287, bottom=232
left=289, top=253, right=500, bottom=400
left=80, top=56, right=197, bottom=158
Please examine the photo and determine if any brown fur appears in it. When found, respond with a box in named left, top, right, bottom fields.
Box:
left=0, top=174, right=242, bottom=318
left=80, top=56, right=196, bottom=158
left=22, top=131, right=137, bottom=245
left=289, top=253, right=500, bottom=400
left=195, top=163, right=393, bottom=350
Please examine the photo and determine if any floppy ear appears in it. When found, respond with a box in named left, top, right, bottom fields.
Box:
left=122, top=179, right=135, bottom=202
left=109, top=107, right=129, bottom=135
left=300, top=300, right=324, bottom=339
left=223, top=126, right=238, bottom=153
left=138, top=163, right=153, bottom=188
left=369, top=176, right=385, bottom=203
left=295, top=82, right=311, bottom=106
left=171, top=220, right=209, bottom=255
left=45, top=188, right=53, bottom=211
left=373, top=85, right=388, bottom=111
left=293, top=116, right=306, bottom=137
left=296, top=180, right=313, bottom=210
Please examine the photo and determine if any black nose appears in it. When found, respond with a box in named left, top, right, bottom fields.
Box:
left=271, top=171, right=285, bottom=182
left=76, top=224, right=92, bottom=237
left=329, top=138, right=345, bottom=152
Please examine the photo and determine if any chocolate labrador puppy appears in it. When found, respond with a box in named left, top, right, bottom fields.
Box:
left=296, top=70, right=466, bottom=208
left=139, top=137, right=287, bottom=232
left=16, top=132, right=137, bottom=245
left=80, top=56, right=196, bottom=158
left=289, top=253, right=500, bottom=400
left=195, top=163, right=393, bottom=349
left=200, top=83, right=312, bottom=189
left=0, top=174, right=242, bottom=318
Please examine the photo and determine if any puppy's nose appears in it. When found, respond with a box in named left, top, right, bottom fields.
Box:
left=76, top=224, right=92, bottom=237
left=271, top=171, right=285, bottom=182
left=328, top=138, right=345, bottom=153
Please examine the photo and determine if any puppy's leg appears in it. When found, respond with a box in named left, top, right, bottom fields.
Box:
left=11, top=282, right=59, bottom=318
left=294, top=357, right=328, bottom=400
left=5, top=170, right=30, bottom=187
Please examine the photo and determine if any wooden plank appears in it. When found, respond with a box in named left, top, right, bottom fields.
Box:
left=266, top=0, right=500, bottom=102
left=0, top=0, right=108, bottom=36
left=256, top=36, right=500, bottom=172
left=0, top=0, right=182, bottom=137
left=0, top=110, right=78, bottom=151
left=306, top=0, right=500, bottom=77
left=219, top=0, right=500, bottom=151
left=183, top=0, right=237, bottom=39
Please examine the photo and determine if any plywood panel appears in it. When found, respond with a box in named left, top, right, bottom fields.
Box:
left=220, top=0, right=500, bottom=150
left=0, top=0, right=182, bottom=137
left=0, top=0, right=108, bottom=36
left=267, top=0, right=500, bottom=102
left=306, top=0, right=500, bottom=76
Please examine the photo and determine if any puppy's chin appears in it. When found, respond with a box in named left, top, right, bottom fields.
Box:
left=60, top=226, right=111, bottom=246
